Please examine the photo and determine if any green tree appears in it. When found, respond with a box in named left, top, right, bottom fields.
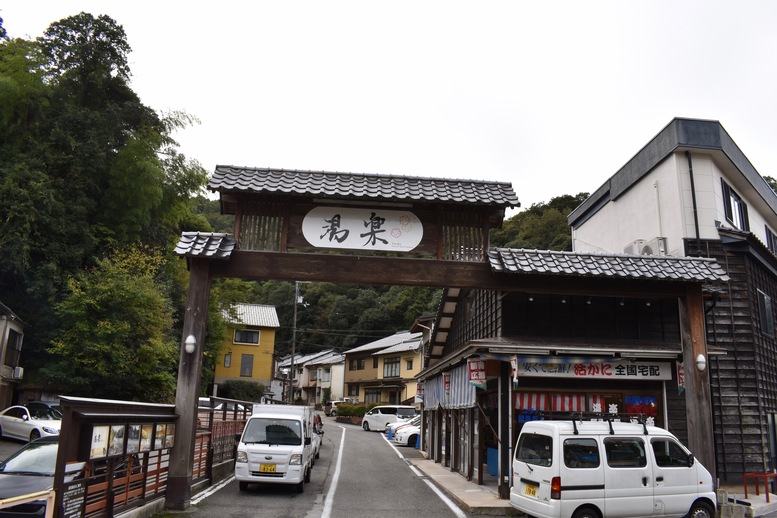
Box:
left=45, top=245, right=177, bottom=402
left=0, top=13, right=209, bottom=394
left=218, top=380, right=265, bottom=402
left=491, top=193, right=589, bottom=251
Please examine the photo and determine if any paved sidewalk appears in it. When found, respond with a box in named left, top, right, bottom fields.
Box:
left=409, top=458, right=521, bottom=516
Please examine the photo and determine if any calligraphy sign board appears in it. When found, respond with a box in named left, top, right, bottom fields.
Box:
left=302, top=207, right=423, bottom=252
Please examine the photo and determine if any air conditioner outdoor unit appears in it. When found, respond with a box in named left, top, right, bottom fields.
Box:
left=623, top=239, right=646, bottom=255
left=641, top=237, right=668, bottom=256
left=12, top=366, right=23, bottom=379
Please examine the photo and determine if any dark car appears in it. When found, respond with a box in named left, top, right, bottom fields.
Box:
left=0, top=436, right=81, bottom=518
left=0, top=436, right=58, bottom=517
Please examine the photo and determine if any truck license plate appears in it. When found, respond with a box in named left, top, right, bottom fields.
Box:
left=259, top=464, right=276, bottom=473
left=525, top=483, right=537, bottom=497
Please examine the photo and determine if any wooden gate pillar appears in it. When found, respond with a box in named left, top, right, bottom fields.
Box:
left=679, top=284, right=715, bottom=476
left=166, top=258, right=212, bottom=509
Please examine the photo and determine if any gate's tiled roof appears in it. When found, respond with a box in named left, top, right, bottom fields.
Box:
left=488, top=248, right=730, bottom=282
left=174, top=232, right=235, bottom=259
left=208, top=166, right=520, bottom=207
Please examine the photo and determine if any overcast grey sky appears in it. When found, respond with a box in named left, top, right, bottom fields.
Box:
left=4, top=1, right=777, bottom=210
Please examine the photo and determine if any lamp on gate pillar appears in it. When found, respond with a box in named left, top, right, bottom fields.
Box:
left=184, top=335, right=196, bottom=354
left=695, top=353, right=707, bottom=372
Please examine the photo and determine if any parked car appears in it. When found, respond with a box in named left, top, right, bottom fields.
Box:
left=0, top=406, right=61, bottom=442
left=323, top=399, right=352, bottom=416
left=24, top=401, right=62, bottom=417
left=361, top=405, right=416, bottom=432
left=0, top=436, right=83, bottom=518
left=386, top=415, right=421, bottom=436
left=312, top=412, right=324, bottom=461
left=510, top=418, right=716, bottom=518
left=393, top=422, right=421, bottom=447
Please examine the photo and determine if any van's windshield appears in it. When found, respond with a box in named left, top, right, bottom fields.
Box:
left=397, top=408, right=416, bottom=418
left=516, top=433, right=553, bottom=467
left=242, top=418, right=302, bottom=446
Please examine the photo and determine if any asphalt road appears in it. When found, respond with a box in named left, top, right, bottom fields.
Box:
left=190, top=415, right=472, bottom=518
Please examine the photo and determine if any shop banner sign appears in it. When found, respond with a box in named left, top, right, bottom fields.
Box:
left=467, top=359, right=487, bottom=389
left=515, top=360, right=672, bottom=380
left=443, top=372, right=451, bottom=393
left=677, top=362, right=685, bottom=394
left=302, top=206, right=423, bottom=251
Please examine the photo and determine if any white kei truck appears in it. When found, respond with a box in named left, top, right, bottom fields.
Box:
left=235, top=404, right=318, bottom=493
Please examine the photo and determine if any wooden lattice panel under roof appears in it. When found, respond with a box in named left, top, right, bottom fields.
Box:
left=209, top=167, right=520, bottom=261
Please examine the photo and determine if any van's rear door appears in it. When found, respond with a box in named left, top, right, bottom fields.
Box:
left=602, top=436, right=654, bottom=517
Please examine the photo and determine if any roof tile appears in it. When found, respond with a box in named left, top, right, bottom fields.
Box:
left=487, top=248, right=729, bottom=283
left=174, top=232, right=235, bottom=259
left=209, top=167, right=520, bottom=207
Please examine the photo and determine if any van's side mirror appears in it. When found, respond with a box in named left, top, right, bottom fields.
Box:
left=305, top=437, right=311, bottom=445
left=687, top=453, right=695, bottom=466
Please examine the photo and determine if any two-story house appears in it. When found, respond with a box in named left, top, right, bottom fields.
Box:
left=216, top=303, right=279, bottom=391
left=344, top=331, right=423, bottom=405
left=277, top=350, right=334, bottom=404
left=302, top=350, right=345, bottom=406
left=568, top=117, right=777, bottom=483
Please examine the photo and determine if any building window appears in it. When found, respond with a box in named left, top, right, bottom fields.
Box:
left=767, top=226, right=777, bottom=255
left=722, top=179, right=750, bottom=231
left=406, top=359, right=413, bottom=370
left=224, top=353, right=231, bottom=368
left=365, top=388, right=381, bottom=404
left=321, top=369, right=331, bottom=382
left=384, top=357, right=400, bottom=378
left=240, top=354, right=254, bottom=377
left=348, top=384, right=359, bottom=396
left=4, top=329, right=22, bottom=367
left=310, top=369, right=317, bottom=381
left=234, top=329, right=259, bottom=344
left=373, top=357, right=378, bottom=368
left=349, top=358, right=365, bottom=370
left=759, top=290, right=775, bottom=338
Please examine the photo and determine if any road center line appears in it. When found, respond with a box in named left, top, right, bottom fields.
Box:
left=321, top=425, right=346, bottom=518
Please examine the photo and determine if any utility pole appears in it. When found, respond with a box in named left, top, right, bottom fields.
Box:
left=289, top=281, right=299, bottom=403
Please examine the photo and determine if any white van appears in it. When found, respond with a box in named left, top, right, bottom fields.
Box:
left=235, top=405, right=316, bottom=493
left=361, top=404, right=417, bottom=432
left=510, top=417, right=716, bottom=518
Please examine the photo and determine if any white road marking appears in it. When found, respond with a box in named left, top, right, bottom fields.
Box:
left=191, top=475, right=234, bottom=505
left=382, top=434, right=467, bottom=518
left=321, top=425, right=346, bottom=518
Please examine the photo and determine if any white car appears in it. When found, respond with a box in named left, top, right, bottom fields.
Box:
left=361, top=405, right=416, bottom=432
left=0, top=406, right=61, bottom=442
left=393, top=423, right=421, bottom=447
left=386, top=415, right=421, bottom=436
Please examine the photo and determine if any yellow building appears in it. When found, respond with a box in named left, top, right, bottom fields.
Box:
left=215, top=303, right=279, bottom=390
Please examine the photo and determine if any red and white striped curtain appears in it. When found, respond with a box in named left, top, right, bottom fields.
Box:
left=552, top=394, right=586, bottom=412
left=515, top=392, right=549, bottom=410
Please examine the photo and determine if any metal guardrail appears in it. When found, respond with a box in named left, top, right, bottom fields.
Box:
left=0, top=489, right=56, bottom=518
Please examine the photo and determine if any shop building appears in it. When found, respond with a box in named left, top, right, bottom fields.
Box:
left=418, top=250, right=729, bottom=498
